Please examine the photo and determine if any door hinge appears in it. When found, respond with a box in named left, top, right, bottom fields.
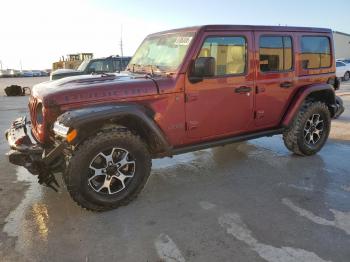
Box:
left=185, top=93, right=199, bottom=102
left=255, top=110, right=265, bottom=119
left=185, top=121, right=199, bottom=130
left=256, top=86, right=266, bottom=94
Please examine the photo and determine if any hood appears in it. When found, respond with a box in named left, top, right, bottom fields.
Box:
left=33, top=73, right=159, bottom=107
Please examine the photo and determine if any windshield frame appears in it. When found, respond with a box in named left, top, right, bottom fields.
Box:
left=77, top=60, right=91, bottom=71
left=127, top=30, right=197, bottom=75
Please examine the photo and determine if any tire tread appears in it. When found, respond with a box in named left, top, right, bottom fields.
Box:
left=283, top=100, right=330, bottom=156
left=64, top=129, right=151, bottom=212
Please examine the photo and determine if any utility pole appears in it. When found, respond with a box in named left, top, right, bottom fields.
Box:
left=0, top=60, right=2, bottom=70
left=120, top=24, right=124, bottom=59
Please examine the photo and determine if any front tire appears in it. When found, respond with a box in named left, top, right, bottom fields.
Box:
left=283, top=101, right=331, bottom=156
left=64, top=129, right=151, bottom=211
left=343, top=72, right=350, bottom=81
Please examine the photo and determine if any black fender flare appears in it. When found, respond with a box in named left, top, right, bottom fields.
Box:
left=56, top=103, right=171, bottom=153
left=281, top=83, right=337, bottom=127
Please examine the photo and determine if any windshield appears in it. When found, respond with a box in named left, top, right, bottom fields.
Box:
left=77, top=60, right=91, bottom=71
left=128, top=31, right=195, bottom=72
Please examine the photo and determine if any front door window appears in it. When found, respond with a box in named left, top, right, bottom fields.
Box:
left=198, top=36, right=247, bottom=76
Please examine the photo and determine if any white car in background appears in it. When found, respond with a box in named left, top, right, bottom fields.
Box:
left=337, top=58, right=350, bottom=64
left=336, top=60, right=350, bottom=81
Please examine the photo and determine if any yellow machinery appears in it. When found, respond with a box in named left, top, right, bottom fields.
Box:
left=52, top=53, right=93, bottom=71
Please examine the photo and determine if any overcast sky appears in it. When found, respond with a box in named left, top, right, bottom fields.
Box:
left=0, top=0, right=349, bottom=70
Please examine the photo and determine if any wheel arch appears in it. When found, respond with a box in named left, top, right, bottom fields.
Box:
left=56, top=104, right=171, bottom=155
left=281, top=83, right=337, bottom=127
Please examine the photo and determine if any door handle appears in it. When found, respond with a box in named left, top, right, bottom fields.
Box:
left=280, top=82, right=293, bottom=88
left=235, top=86, right=252, bottom=93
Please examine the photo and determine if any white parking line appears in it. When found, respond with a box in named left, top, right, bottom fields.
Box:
left=154, top=233, right=185, bottom=262
left=342, top=185, right=350, bottom=192
left=282, top=198, right=350, bottom=235
left=218, top=213, right=331, bottom=262
left=199, top=201, right=216, bottom=210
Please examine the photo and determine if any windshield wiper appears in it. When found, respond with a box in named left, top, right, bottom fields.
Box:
left=127, top=63, right=142, bottom=73
left=128, top=64, right=167, bottom=77
left=145, top=64, right=157, bottom=77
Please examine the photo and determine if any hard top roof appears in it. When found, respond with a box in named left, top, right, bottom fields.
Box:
left=149, top=24, right=332, bottom=36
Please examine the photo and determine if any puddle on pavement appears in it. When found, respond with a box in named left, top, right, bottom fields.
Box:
left=152, top=149, right=211, bottom=169
left=3, top=167, right=48, bottom=251
left=248, top=135, right=290, bottom=157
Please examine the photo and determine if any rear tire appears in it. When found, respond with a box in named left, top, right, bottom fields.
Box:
left=64, top=129, right=151, bottom=211
left=283, top=100, right=331, bottom=156
left=343, top=72, right=350, bottom=81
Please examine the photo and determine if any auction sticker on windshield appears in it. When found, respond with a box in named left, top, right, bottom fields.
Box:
left=175, top=37, right=193, bottom=46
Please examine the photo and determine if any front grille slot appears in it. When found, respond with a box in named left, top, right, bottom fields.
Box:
left=29, top=97, right=38, bottom=128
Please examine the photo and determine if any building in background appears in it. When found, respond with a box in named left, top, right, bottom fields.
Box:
left=333, top=31, right=350, bottom=59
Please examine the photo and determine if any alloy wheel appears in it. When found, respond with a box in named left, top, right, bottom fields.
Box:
left=88, top=148, right=136, bottom=194
left=303, top=114, right=324, bottom=145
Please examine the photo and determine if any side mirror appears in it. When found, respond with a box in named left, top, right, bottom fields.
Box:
left=190, top=57, right=215, bottom=83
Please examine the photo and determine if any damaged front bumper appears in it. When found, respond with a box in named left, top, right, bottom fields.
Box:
left=5, top=116, right=65, bottom=191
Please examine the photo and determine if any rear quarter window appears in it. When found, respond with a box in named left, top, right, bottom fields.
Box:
left=301, top=36, right=331, bottom=69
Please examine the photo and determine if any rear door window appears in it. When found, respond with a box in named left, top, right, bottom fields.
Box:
left=259, top=36, right=293, bottom=72
left=301, top=36, right=331, bottom=69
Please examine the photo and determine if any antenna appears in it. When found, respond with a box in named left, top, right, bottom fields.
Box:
left=120, top=24, right=124, bottom=59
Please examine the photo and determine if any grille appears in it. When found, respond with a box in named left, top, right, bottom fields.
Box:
left=29, top=96, right=38, bottom=129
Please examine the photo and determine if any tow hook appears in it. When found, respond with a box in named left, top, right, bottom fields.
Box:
left=34, top=161, right=60, bottom=192
left=36, top=143, right=66, bottom=192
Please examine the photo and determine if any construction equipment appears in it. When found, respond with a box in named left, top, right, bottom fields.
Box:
left=52, top=53, right=93, bottom=71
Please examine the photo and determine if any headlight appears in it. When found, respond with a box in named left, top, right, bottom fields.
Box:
left=53, top=121, right=70, bottom=137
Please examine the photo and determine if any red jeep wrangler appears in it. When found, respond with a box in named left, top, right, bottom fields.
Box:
left=6, top=25, right=341, bottom=211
